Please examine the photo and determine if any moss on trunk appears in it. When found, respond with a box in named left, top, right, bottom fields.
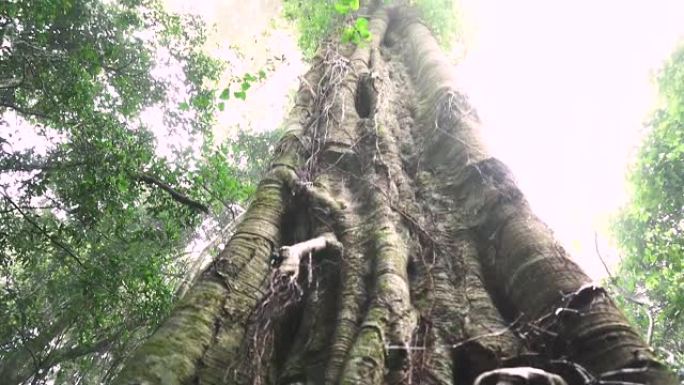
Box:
left=115, top=4, right=676, bottom=385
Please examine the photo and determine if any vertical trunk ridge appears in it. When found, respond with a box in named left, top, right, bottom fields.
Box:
left=114, top=4, right=676, bottom=385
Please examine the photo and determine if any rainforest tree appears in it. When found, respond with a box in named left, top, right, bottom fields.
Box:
left=114, top=3, right=676, bottom=385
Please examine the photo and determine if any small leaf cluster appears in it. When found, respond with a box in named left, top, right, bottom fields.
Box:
left=180, top=69, right=269, bottom=114
left=219, top=70, right=268, bottom=106
left=410, top=0, right=464, bottom=48
left=334, top=0, right=360, bottom=14
left=283, top=0, right=339, bottom=58
left=342, top=17, right=372, bottom=45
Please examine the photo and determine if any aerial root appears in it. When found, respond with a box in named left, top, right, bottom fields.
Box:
left=261, top=232, right=343, bottom=316
left=243, top=232, right=343, bottom=385
left=275, top=232, right=342, bottom=279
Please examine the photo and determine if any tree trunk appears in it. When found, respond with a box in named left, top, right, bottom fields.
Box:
left=114, top=5, right=675, bottom=385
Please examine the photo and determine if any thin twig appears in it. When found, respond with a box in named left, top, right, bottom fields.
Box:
left=594, top=232, right=654, bottom=343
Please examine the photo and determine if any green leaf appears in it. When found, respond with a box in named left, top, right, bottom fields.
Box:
left=241, top=82, right=251, bottom=91
left=334, top=3, right=350, bottom=14
left=258, top=70, right=266, bottom=80
left=342, top=27, right=354, bottom=44
left=179, top=101, right=190, bottom=111
left=117, top=178, right=128, bottom=193
left=219, top=88, right=230, bottom=100
left=234, top=91, right=246, bottom=100
left=360, top=29, right=371, bottom=40
left=218, top=102, right=225, bottom=111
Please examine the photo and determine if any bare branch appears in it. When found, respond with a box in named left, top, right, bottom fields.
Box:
left=594, top=232, right=655, bottom=343
left=0, top=102, right=49, bottom=120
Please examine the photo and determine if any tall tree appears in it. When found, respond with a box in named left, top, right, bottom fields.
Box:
left=115, top=3, right=676, bottom=385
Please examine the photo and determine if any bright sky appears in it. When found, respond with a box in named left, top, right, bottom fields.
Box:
left=164, top=0, right=306, bottom=144
left=162, top=0, right=684, bottom=281
left=455, top=0, right=684, bottom=279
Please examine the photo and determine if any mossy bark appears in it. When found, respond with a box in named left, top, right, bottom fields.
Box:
left=115, top=4, right=676, bottom=385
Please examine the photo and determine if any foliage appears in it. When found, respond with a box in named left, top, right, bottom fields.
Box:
left=410, top=0, right=463, bottom=48
left=191, top=129, right=281, bottom=211
left=342, top=17, right=372, bottom=45
left=283, top=0, right=368, bottom=58
left=0, top=0, right=266, bottom=383
left=283, top=0, right=339, bottom=58
left=612, top=43, right=684, bottom=375
left=185, top=69, right=268, bottom=113
left=283, top=0, right=462, bottom=56
left=335, top=0, right=360, bottom=14
left=227, top=71, right=267, bottom=102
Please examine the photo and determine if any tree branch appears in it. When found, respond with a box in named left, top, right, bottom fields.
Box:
left=0, top=102, right=49, bottom=120
left=0, top=76, right=23, bottom=89
left=0, top=159, right=85, bottom=172
left=137, top=174, right=209, bottom=214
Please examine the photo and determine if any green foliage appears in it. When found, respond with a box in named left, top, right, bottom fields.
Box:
left=410, top=0, right=463, bottom=48
left=193, top=129, right=281, bottom=208
left=283, top=0, right=339, bottom=58
left=342, top=17, right=372, bottom=45
left=194, top=69, right=269, bottom=112
left=283, top=0, right=462, bottom=56
left=334, top=0, right=360, bottom=14
left=0, top=0, right=267, bottom=383
left=283, top=0, right=369, bottom=56
left=612, top=43, right=684, bottom=375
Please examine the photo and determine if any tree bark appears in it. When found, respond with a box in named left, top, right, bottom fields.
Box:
left=114, top=5, right=676, bottom=385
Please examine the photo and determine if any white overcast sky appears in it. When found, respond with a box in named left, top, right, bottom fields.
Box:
left=455, top=0, right=684, bottom=279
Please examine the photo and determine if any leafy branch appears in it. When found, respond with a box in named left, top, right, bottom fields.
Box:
left=1, top=193, right=85, bottom=268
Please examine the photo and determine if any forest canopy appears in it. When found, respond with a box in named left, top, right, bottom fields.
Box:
left=0, top=0, right=269, bottom=383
